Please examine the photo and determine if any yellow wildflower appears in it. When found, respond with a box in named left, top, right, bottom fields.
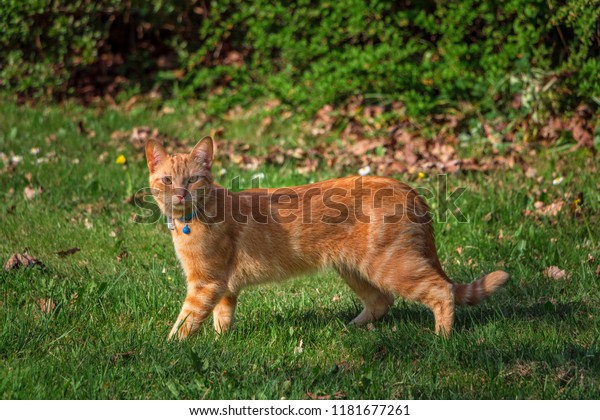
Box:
left=115, top=155, right=127, bottom=165
left=417, top=172, right=425, bottom=180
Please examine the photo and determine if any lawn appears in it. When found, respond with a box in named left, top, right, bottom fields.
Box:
left=1, top=100, right=598, bottom=399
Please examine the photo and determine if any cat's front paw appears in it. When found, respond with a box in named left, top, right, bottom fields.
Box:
left=168, top=318, right=194, bottom=341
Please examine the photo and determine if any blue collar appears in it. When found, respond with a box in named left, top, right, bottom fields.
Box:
left=177, top=212, right=197, bottom=222
left=166, top=211, right=198, bottom=231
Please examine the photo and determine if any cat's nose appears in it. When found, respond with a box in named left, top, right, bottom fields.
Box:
left=173, top=194, right=186, bottom=204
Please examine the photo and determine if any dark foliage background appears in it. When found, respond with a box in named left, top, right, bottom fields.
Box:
left=1, top=0, right=598, bottom=116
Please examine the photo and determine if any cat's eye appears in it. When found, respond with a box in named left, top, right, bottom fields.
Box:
left=188, top=176, right=200, bottom=184
left=161, top=176, right=172, bottom=185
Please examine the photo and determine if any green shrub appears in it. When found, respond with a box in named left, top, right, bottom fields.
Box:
left=1, top=0, right=598, bottom=115
left=0, top=0, right=115, bottom=97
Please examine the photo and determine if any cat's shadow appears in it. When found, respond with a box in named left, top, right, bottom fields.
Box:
left=268, top=300, right=595, bottom=362
left=276, top=299, right=589, bottom=331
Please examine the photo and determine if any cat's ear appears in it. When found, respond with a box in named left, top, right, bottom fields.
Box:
left=145, top=140, right=168, bottom=173
left=190, top=136, right=214, bottom=169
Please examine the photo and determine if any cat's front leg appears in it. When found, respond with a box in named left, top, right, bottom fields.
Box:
left=168, top=280, right=226, bottom=340
left=212, top=292, right=238, bottom=334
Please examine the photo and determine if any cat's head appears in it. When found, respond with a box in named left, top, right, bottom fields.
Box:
left=145, top=136, right=214, bottom=218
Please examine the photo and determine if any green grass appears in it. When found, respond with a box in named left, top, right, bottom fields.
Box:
left=1, top=100, right=599, bottom=399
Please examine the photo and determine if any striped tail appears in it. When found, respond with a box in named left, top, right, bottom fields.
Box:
left=454, top=270, right=509, bottom=305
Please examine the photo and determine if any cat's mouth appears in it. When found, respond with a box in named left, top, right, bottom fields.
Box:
left=169, top=196, right=191, bottom=208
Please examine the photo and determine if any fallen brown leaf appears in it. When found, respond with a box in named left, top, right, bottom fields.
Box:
left=56, top=247, right=81, bottom=258
left=524, top=166, right=537, bottom=178
left=261, top=116, right=272, bottom=128
left=306, top=391, right=345, bottom=400
left=306, top=392, right=330, bottom=400
left=24, top=186, right=43, bottom=200
left=350, top=139, right=385, bottom=156
left=543, top=266, right=569, bottom=281
left=98, top=151, right=109, bottom=162
left=4, top=253, right=44, bottom=271
left=523, top=200, right=564, bottom=218
left=36, top=298, right=56, bottom=314
left=117, top=249, right=129, bottom=262
left=124, top=95, right=139, bottom=111
left=571, top=120, right=593, bottom=148
left=160, top=106, right=175, bottom=115
left=128, top=127, right=160, bottom=150
left=110, top=351, right=136, bottom=363
left=311, top=104, right=336, bottom=136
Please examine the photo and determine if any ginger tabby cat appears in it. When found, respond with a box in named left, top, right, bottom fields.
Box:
left=145, top=137, right=508, bottom=340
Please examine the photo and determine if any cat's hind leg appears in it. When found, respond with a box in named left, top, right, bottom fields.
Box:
left=212, top=292, right=238, bottom=334
left=337, top=268, right=395, bottom=325
left=388, top=269, right=455, bottom=337
left=420, top=278, right=455, bottom=337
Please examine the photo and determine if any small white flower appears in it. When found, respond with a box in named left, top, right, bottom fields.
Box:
left=219, top=168, right=227, bottom=176
left=552, top=176, right=564, bottom=186
left=252, top=172, right=266, bottom=181
left=30, top=147, right=40, bottom=155
left=358, top=165, right=371, bottom=176
left=10, top=155, right=23, bottom=164
left=36, top=157, right=49, bottom=164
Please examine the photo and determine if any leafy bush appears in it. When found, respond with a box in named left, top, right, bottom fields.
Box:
left=1, top=0, right=598, bottom=115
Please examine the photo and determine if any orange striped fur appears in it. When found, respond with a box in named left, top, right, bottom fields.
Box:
left=145, top=137, right=508, bottom=340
